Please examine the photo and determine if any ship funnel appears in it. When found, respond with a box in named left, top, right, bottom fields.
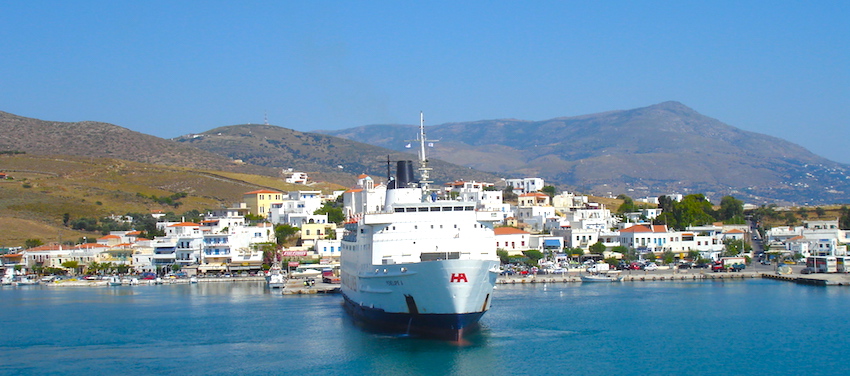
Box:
left=396, top=160, right=416, bottom=188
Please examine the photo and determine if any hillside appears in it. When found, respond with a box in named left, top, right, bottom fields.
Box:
left=0, top=154, right=343, bottom=247
left=174, top=124, right=502, bottom=187
left=0, top=111, right=279, bottom=177
left=321, top=102, right=850, bottom=205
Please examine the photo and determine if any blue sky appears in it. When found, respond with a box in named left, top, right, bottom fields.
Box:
left=1, top=1, right=848, bottom=163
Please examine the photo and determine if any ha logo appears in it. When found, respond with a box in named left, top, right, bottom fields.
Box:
left=450, top=273, right=468, bottom=283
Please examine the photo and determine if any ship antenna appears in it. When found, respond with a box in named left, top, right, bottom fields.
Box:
left=416, top=111, right=436, bottom=190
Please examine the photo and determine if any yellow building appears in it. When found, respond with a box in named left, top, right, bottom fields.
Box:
left=242, top=190, right=283, bottom=218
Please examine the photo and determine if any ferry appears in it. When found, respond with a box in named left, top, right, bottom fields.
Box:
left=340, top=113, right=502, bottom=340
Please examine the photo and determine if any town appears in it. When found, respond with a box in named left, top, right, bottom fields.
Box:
left=2, top=173, right=849, bottom=286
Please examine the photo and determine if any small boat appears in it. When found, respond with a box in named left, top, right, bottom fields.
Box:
left=107, top=276, right=122, bottom=286
left=581, top=274, right=622, bottom=282
left=290, top=269, right=321, bottom=279
left=266, top=262, right=285, bottom=288
left=14, top=275, right=40, bottom=286
left=190, top=276, right=198, bottom=284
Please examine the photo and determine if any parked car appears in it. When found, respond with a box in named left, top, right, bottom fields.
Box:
left=729, top=263, right=746, bottom=272
left=643, top=263, right=658, bottom=271
left=711, top=263, right=725, bottom=272
left=677, top=263, right=692, bottom=269
left=694, top=263, right=710, bottom=269
left=801, top=267, right=815, bottom=275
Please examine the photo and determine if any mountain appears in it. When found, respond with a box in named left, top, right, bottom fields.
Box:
left=173, top=124, right=502, bottom=187
left=320, top=102, right=850, bottom=205
left=0, top=111, right=278, bottom=176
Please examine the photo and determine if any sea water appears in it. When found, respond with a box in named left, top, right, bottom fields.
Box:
left=1, top=279, right=848, bottom=376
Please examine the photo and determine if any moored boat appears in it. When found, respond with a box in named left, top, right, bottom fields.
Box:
left=14, top=275, right=40, bottom=286
left=266, top=262, right=285, bottom=289
left=107, top=275, right=122, bottom=286
left=581, top=274, right=622, bottom=282
left=340, top=113, right=502, bottom=341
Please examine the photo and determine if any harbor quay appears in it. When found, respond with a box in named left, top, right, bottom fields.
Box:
left=497, top=266, right=850, bottom=286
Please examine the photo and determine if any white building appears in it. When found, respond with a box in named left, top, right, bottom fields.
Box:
left=504, top=178, right=544, bottom=194
left=343, top=174, right=387, bottom=218
left=268, top=191, right=325, bottom=226
left=494, top=227, right=532, bottom=256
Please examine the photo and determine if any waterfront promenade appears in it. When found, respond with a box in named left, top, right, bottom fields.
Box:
left=498, top=265, right=850, bottom=286
left=16, top=264, right=850, bottom=288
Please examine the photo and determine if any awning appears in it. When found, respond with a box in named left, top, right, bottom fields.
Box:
left=544, top=239, right=562, bottom=247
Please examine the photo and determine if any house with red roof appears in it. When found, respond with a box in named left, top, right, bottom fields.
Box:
left=494, top=227, right=531, bottom=255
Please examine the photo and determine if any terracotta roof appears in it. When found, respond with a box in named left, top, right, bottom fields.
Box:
left=98, top=235, right=121, bottom=240
left=357, top=174, right=370, bottom=179
left=126, top=231, right=141, bottom=236
left=620, top=224, right=669, bottom=233
left=26, top=245, right=64, bottom=251
left=168, top=222, right=201, bottom=227
left=244, top=189, right=282, bottom=195
left=77, top=244, right=108, bottom=250
left=725, top=229, right=745, bottom=233
left=494, top=227, right=529, bottom=235
left=519, top=192, right=549, bottom=197
left=788, top=235, right=805, bottom=241
left=345, top=188, right=363, bottom=193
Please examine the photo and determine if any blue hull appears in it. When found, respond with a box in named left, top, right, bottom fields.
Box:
left=342, top=294, right=485, bottom=341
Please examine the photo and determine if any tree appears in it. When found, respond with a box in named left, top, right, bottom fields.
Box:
left=654, top=194, right=716, bottom=230
left=661, top=250, right=675, bottom=265
left=784, top=212, right=798, bottom=225
left=522, top=250, right=544, bottom=266
left=63, top=213, right=70, bottom=226
left=646, top=252, right=657, bottom=262
left=274, top=224, right=299, bottom=246
left=603, top=257, right=619, bottom=267
left=61, top=260, right=80, bottom=275
left=687, top=250, right=701, bottom=261
left=840, top=206, right=850, bottom=229
left=616, top=194, right=639, bottom=214
left=314, top=202, right=345, bottom=224
left=611, top=245, right=634, bottom=261
left=497, top=249, right=510, bottom=264
left=815, top=207, right=826, bottom=218
left=24, top=238, right=43, bottom=249
left=718, top=196, right=744, bottom=223
left=589, top=242, right=606, bottom=255
left=541, top=185, right=556, bottom=197
left=722, top=239, right=751, bottom=257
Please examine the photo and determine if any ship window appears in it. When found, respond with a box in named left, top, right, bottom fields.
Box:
left=454, top=224, right=457, bottom=228
left=454, top=207, right=463, bottom=211
left=465, top=206, right=474, bottom=211
left=392, top=226, right=396, bottom=230
left=442, top=207, right=451, bottom=211
left=414, top=225, right=418, bottom=229
left=430, top=207, right=440, bottom=211
left=418, top=207, right=428, bottom=212
left=405, top=208, right=416, bottom=212
left=431, top=225, right=434, bottom=229
left=394, top=208, right=404, bottom=213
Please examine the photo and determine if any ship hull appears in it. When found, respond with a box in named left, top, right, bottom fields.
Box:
left=341, top=259, right=498, bottom=340
left=342, top=294, right=486, bottom=340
